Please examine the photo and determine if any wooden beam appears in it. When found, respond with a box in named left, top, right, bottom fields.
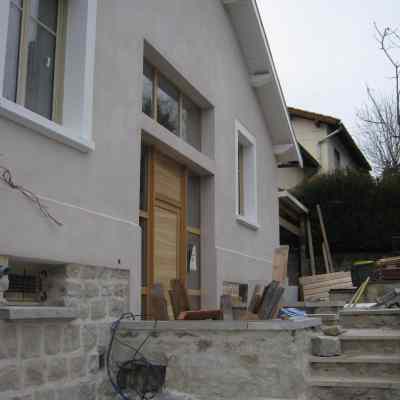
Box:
left=317, top=205, right=334, bottom=272
left=306, top=218, right=316, bottom=275
left=322, top=243, right=330, bottom=274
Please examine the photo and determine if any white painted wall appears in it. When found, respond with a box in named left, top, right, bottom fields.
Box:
left=0, top=0, right=281, bottom=310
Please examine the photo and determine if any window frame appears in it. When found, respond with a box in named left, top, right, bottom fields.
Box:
left=0, top=0, right=97, bottom=152
left=235, top=120, right=259, bottom=230
left=142, top=59, right=202, bottom=152
left=5, top=0, right=67, bottom=122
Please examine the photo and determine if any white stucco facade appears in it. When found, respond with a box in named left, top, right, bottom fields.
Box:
left=0, top=0, right=300, bottom=312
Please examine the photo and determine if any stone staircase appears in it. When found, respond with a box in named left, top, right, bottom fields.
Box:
left=307, top=309, right=400, bottom=400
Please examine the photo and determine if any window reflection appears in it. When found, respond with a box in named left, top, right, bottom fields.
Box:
left=142, top=61, right=154, bottom=117
left=182, top=95, right=201, bottom=151
left=157, top=74, right=179, bottom=135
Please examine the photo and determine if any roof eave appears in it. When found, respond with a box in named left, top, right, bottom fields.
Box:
left=222, top=0, right=303, bottom=168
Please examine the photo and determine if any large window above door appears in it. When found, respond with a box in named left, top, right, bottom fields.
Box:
left=142, top=59, right=202, bottom=152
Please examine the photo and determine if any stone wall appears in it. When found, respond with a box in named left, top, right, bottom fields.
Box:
left=114, top=320, right=320, bottom=400
left=0, top=264, right=130, bottom=400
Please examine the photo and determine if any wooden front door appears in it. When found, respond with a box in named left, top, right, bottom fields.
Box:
left=151, top=151, right=186, bottom=317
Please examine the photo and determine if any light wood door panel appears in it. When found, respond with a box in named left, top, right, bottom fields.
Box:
left=153, top=201, right=180, bottom=317
left=154, top=152, right=182, bottom=204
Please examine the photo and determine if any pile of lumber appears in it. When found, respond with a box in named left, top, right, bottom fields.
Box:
left=299, top=271, right=353, bottom=302
left=376, top=256, right=400, bottom=268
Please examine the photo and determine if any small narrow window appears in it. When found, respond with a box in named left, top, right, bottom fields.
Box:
left=187, top=174, right=201, bottom=309
left=157, top=73, right=179, bottom=135
left=142, top=60, right=154, bottom=117
left=235, top=121, right=258, bottom=228
left=139, top=145, right=149, bottom=211
left=237, top=143, right=245, bottom=216
left=334, top=148, right=341, bottom=169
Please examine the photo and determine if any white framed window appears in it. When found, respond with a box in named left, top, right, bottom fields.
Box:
left=235, top=120, right=258, bottom=230
left=0, top=0, right=97, bottom=152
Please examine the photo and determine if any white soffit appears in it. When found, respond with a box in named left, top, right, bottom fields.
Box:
left=222, top=0, right=303, bottom=167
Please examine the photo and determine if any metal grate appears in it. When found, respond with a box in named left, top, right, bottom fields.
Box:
left=6, top=270, right=44, bottom=303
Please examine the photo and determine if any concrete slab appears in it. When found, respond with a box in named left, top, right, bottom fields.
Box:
left=0, top=306, right=78, bottom=320
left=119, top=318, right=321, bottom=332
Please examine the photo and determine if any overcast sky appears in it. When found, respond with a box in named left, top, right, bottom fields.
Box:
left=258, top=1, right=400, bottom=138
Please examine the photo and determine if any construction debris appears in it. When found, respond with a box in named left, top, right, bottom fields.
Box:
left=346, top=277, right=370, bottom=307
left=257, top=281, right=285, bottom=320
left=373, top=288, right=400, bottom=308
left=311, top=336, right=341, bottom=357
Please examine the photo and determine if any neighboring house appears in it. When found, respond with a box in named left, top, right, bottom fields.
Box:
left=277, top=108, right=370, bottom=291
left=0, top=2, right=300, bottom=393
left=278, top=107, right=371, bottom=190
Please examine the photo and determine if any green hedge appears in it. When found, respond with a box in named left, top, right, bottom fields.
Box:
left=292, top=169, right=400, bottom=252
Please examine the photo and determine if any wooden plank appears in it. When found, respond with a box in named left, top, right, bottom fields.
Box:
left=220, top=294, right=233, bottom=321
left=257, top=281, right=284, bottom=320
left=299, top=271, right=350, bottom=285
left=248, top=284, right=262, bottom=313
left=178, top=310, right=223, bottom=320
left=272, top=246, right=290, bottom=283
left=304, top=284, right=354, bottom=296
left=150, top=283, right=169, bottom=321
left=300, top=271, right=353, bottom=301
left=306, top=218, right=316, bottom=275
left=317, top=205, right=334, bottom=271
left=302, top=276, right=353, bottom=291
left=171, top=279, right=190, bottom=314
left=322, top=242, right=330, bottom=273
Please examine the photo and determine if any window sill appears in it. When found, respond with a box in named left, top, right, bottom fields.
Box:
left=0, top=306, right=78, bottom=321
left=236, top=215, right=260, bottom=231
left=0, top=97, right=94, bottom=153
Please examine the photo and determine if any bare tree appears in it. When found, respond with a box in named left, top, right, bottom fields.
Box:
left=358, top=23, right=400, bottom=175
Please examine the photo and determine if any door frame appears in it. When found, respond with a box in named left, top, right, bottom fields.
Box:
left=141, top=146, right=189, bottom=315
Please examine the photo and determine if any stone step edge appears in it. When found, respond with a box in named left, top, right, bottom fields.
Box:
left=340, top=329, right=400, bottom=341
left=308, top=377, right=400, bottom=389
left=309, top=354, right=400, bottom=364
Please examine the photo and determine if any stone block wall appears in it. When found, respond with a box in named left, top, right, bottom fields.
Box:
left=114, top=322, right=318, bottom=400
left=0, top=264, right=130, bottom=400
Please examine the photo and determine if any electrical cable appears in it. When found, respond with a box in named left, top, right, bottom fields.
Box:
left=107, top=313, right=166, bottom=400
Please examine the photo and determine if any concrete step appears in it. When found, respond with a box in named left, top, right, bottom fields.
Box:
left=340, top=308, right=400, bottom=329
left=309, top=354, right=400, bottom=379
left=308, top=384, right=400, bottom=400
left=340, top=329, right=400, bottom=355
left=308, top=376, right=400, bottom=389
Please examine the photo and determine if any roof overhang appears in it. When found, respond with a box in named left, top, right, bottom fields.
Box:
left=222, top=0, right=303, bottom=167
left=278, top=190, right=309, bottom=215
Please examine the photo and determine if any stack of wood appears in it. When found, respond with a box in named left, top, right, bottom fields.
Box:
left=299, top=271, right=353, bottom=302
left=149, top=280, right=223, bottom=321
left=149, top=246, right=289, bottom=322
left=376, top=256, right=400, bottom=268
left=375, top=256, right=400, bottom=280
left=248, top=281, right=285, bottom=320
